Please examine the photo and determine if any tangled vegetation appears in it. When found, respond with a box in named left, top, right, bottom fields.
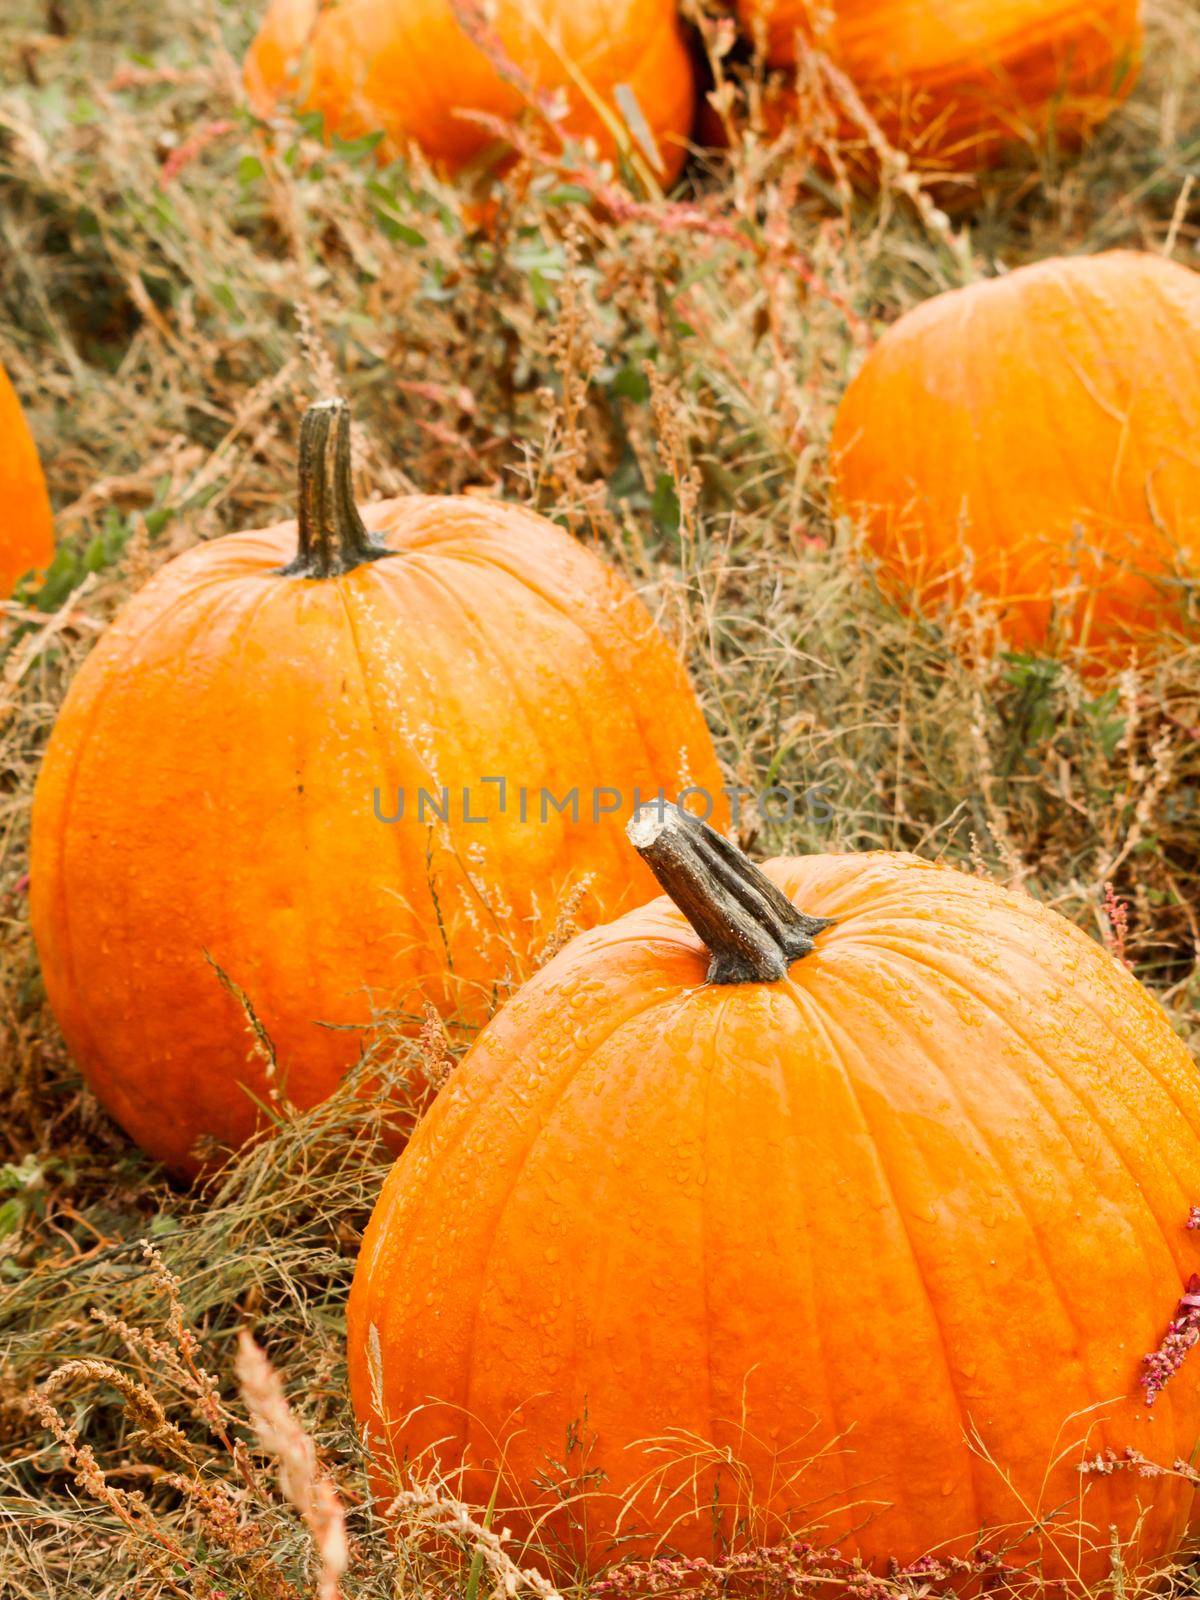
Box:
left=3, top=0, right=1200, bottom=1594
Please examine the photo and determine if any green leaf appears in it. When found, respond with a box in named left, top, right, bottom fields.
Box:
left=0, top=1198, right=25, bottom=1241
left=333, top=129, right=385, bottom=163
left=611, top=365, right=650, bottom=403
left=0, top=1156, right=42, bottom=1194
left=296, top=110, right=327, bottom=140
left=543, top=184, right=591, bottom=206
left=373, top=211, right=426, bottom=247
left=651, top=473, right=681, bottom=535
left=83, top=533, right=108, bottom=573
left=528, top=269, right=553, bottom=312
left=31, top=546, right=85, bottom=612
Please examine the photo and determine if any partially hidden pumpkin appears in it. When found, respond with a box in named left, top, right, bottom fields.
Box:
left=349, top=801, right=1200, bottom=1585
left=30, top=400, right=725, bottom=1178
left=0, top=361, right=54, bottom=598
left=244, top=0, right=696, bottom=184
left=831, top=250, right=1200, bottom=662
left=738, top=0, right=1140, bottom=173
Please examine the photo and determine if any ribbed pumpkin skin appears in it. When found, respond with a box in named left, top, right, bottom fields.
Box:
left=30, top=496, right=724, bottom=1177
left=0, top=363, right=54, bottom=598
left=740, top=0, right=1139, bottom=170
left=831, top=251, right=1200, bottom=661
left=244, top=0, right=695, bottom=183
left=349, top=851, right=1200, bottom=1582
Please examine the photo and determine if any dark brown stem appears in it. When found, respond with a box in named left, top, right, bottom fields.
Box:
left=278, top=398, right=389, bottom=579
left=627, top=803, right=833, bottom=984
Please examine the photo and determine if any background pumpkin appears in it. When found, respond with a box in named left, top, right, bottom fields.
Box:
left=0, top=360, right=54, bottom=598
left=830, top=250, right=1200, bottom=661
left=349, top=803, right=1200, bottom=1584
left=244, top=0, right=696, bottom=184
left=29, top=400, right=725, bottom=1178
left=738, top=0, right=1140, bottom=172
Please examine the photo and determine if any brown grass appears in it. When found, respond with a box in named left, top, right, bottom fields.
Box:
left=3, top=0, right=1200, bottom=1593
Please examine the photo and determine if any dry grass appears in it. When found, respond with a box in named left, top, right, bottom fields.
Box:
left=3, top=0, right=1200, bottom=1593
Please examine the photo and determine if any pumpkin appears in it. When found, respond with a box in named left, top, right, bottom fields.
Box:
left=830, top=250, right=1200, bottom=662
left=738, top=0, right=1140, bottom=172
left=0, top=361, right=54, bottom=598
left=244, top=0, right=696, bottom=185
left=30, top=400, right=725, bottom=1178
left=349, top=802, right=1200, bottom=1584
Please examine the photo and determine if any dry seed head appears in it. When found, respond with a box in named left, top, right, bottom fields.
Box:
left=417, top=1003, right=456, bottom=1090
left=39, top=1358, right=194, bottom=1460
left=236, top=1330, right=348, bottom=1600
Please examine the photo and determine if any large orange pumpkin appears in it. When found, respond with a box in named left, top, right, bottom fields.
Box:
left=0, top=361, right=54, bottom=598
left=739, top=0, right=1139, bottom=172
left=30, top=401, right=725, bottom=1178
left=831, top=250, right=1200, bottom=662
left=349, top=802, right=1200, bottom=1585
left=244, top=0, right=696, bottom=184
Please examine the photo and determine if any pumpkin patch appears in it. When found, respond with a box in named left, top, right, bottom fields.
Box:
left=244, top=0, right=696, bottom=183
left=736, top=0, right=1140, bottom=172
left=831, top=250, right=1200, bottom=662
left=28, top=400, right=724, bottom=1177
left=9, top=3, right=1200, bottom=1596
left=0, top=362, right=54, bottom=599
left=349, top=803, right=1200, bottom=1582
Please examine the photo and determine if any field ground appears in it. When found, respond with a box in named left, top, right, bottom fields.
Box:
left=3, top=0, right=1200, bottom=1595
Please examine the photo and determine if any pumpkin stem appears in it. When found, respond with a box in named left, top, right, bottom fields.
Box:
left=626, top=803, right=833, bottom=984
left=280, top=398, right=389, bottom=579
